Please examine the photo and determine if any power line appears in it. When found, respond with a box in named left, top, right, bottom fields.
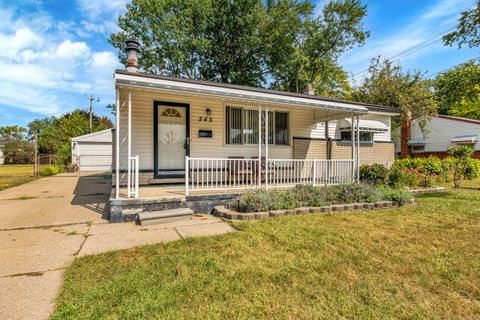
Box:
left=352, top=24, right=457, bottom=80
left=352, top=4, right=476, bottom=80
left=400, top=56, right=480, bottom=105
left=424, top=56, right=480, bottom=79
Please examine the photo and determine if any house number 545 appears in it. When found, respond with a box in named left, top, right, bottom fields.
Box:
left=198, top=116, right=213, bottom=122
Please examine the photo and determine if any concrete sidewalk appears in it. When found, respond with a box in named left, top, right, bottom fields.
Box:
left=0, top=173, right=234, bottom=320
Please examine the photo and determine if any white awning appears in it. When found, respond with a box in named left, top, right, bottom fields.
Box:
left=338, top=118, right=389, bottom=133
left=451, top=134, right=478, bottom=144
left=407, top=138, right=426, bottom=146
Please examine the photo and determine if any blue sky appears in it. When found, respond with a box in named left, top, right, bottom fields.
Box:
left=0, top=0, right=478, bottom=128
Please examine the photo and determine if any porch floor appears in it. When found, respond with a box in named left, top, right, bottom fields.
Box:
left=119, top=184, right=249, bottom=200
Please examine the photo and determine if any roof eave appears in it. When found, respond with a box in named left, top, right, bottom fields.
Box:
left=115, top=72, right=368, bottom=114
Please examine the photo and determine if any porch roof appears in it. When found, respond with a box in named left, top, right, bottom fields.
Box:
left=114, top=70, right=387, bottom=117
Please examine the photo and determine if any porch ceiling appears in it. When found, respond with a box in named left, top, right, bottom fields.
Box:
left=115, top=72, right=368, bottom=117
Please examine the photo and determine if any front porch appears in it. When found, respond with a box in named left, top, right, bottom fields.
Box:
left=109, top=71, right=376, bottom=221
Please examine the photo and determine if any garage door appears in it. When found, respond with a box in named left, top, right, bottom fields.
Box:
left=76, top=142, right=112, bottom=171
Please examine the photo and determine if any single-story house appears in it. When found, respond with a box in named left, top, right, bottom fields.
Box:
left=397, top=114, right=480, bottom=158
left=112, top=40, right=400, bottom=209
left=0, top=139, right=14, bottom=165
left=71, top=129, right=113, bottom=171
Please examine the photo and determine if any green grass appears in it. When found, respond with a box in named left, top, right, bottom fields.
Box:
left=0, top=164, right=35, bottom=191
left=0, top=164, right=33, bottom=176
left=51, top=182, right=480, bottom=319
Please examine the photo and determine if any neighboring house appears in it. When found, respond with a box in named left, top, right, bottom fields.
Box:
left=0, top=139, right=15, bottom=165
left=112, top=40, right=399, bottom=201
left=397, top=114, right=480, bottom=158
left=71, top=129, right=113, bottom=171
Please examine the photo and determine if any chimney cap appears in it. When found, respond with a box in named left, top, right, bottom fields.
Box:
left=303, top=83, right=315, bottom=95
left=125, top=39, right=141, bottom=53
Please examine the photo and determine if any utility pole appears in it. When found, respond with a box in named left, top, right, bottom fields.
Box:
left=33, top=130, right=38, bottom=178
left=87, top=95, right=100, bottom=133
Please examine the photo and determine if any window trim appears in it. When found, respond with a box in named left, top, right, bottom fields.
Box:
left=340, top=131, right=374, bottom=144
left=224, top=106, right=290, bottom=146
left=411, top=145, right=426, bottom=153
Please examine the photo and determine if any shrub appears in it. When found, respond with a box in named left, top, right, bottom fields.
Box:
left=392, top=157, right=442, bottom=187
left=387, top=166, right=403, bottom=187
left=360, top=164, right=388, bottom=185
left=447, top=145, right=476, bottom=188
left=374, top=186, right=413, bottom=205
left=237, top=183, right=410, bottom=212
left=38, top=165, right=63, bottom=177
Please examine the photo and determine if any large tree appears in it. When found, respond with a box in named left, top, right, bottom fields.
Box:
left=432, top=60, right=480, bottom=116
left=443, top=1, right=480, bottom=48
left=268, top=0, right=368, bottom=94
left=28, top=109, right=113, bottom=163
left=110, top=0, right=368, bottom=94
left=351, top=57, right=437, bottom=134
left=0, top=125, right=27, bottom=140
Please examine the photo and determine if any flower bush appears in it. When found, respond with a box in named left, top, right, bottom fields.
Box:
left=447, top=145, right=480, bottom=187
left=359, top=164, right=388, bottom=185
left=237, top=184, right=412, bottom=213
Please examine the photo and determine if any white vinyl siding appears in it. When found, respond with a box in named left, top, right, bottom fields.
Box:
left=72, top=129, right=112, bottom=171
left=116, top=88, right=394, bottom=170
left=409, top=117, right=480, bottom=152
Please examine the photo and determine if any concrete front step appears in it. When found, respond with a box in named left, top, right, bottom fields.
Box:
left=138, top=208, right=194, bottom=226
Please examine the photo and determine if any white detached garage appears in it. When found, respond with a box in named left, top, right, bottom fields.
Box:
left=71, top=129, right=113, bottom=171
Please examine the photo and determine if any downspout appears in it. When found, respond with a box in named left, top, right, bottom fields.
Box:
left=325, top=121, right=332, bottom=160
left=115, top=88, right=120, bottom=199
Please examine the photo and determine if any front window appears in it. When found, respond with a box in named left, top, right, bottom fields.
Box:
left=340, top=131, right=373, bottom=143
left=411, top=145, right=425, bottom=152
left=225, top=106, right=289, bottom=145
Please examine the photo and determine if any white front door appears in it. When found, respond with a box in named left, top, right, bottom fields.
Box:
left=157, top=105, right=187, bottom=177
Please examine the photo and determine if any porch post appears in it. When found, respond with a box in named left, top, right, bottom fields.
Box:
left=356, top=115, right=360, bottom=182
left=127, top=91, right=132, bottom=196
left=265, top=106, right=269, bottom=190
left=185, top=156, right=189, bottom=196
left=115, top=88, right=120, bottom=199
left=258, top=105, right=261, bottom=188
left=351, top=113, right=355, bottom=183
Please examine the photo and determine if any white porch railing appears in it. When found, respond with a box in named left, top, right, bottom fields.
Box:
left=185, top=157, right=354, bottom=195
left=127, top=155, right=139, bottom=198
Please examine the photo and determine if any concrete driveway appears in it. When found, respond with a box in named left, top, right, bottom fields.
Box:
left=0, top=172, right=233, bottom=320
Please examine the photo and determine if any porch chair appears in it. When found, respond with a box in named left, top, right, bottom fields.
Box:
left=228, top=156, right=254, bottom=184
left=251, top=156, right=275, bottom=183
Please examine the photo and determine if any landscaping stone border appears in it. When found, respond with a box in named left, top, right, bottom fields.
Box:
left=409, top=186, right=446, bottom=195
left=214, top=199, right=415, bottom=221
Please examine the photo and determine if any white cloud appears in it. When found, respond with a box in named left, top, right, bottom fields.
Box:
left=91, top=51, right=118, bottom=69
left=0, top=5, right=120, bottom=118
left=77, top=0, right=128, bottom=19
left=0, top=27, right=43, bottom=60
left=55, top=40, right=90, bottom=60
left=0, top=81, right=61, bottom=114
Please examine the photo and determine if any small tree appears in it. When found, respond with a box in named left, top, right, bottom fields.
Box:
left=447, top=144, right=475, bottom=188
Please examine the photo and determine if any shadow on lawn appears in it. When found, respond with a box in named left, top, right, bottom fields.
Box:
left=70, top=172, right=111, bottom=220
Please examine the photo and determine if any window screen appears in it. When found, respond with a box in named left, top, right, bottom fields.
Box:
left=226, top=107, right=289, bottom=145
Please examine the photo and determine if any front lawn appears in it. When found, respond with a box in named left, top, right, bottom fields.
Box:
left=0, top=164, right=35, bottom=191
left=52, top=183, right=480, bottom=319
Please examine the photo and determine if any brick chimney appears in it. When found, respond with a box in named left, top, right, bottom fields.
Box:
left=125, top=39, right=141, bottom=72
left=303, top=83, right=315, bottom=95
left=400, top=111, right=412, bottom=158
